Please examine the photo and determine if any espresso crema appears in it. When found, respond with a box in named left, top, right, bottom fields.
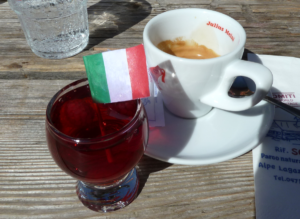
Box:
left=157, top=38, right=219, bottom=59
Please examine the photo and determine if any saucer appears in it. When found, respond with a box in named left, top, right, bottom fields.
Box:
left=145, top=100, right=275, bottom=165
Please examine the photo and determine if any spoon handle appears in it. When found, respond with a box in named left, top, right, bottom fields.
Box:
left=263, top=96, right=300, bottom=118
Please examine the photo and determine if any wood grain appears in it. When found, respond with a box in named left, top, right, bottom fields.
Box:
left=0, top=0, right=299, bottom=218
left=1, top=0, right=300, bottom=79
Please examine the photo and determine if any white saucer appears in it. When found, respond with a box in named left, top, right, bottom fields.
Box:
left=145, top=100, right=275, bottom=165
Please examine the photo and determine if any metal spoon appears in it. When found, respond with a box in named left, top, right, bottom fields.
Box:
left=229, top=77, right=300, bottom=118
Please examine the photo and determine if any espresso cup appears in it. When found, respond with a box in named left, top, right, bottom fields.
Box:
left=143, top=8, right=273, bottom=118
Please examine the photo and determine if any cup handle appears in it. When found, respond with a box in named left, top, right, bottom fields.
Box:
left=200, top=60, right=273, bottom=111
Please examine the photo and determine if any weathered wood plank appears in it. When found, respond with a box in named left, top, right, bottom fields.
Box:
left=0, top=79, right=255, bottom=218
left=0, top=80, right=73, bottom=115
left=0, top=0, right=299, bottom=80
left=0, top=133, right=255, bottom=219
left=0, top=0, right=299, bottom=218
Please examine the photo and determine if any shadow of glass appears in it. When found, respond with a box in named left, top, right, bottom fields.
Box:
left=136, top=155, right=172, bottom=196
left=242, top=49, right=260, bottom=62
left=146, top=104, right=198, bottom=160
left=87, top=0, right=152, bottom=50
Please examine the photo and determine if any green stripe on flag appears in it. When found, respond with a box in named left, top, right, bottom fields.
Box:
left=83, top=53, right=111, bottom=103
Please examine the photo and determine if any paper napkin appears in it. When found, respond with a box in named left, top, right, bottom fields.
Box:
left=248, top=54, right=300, bottom=219
left=142, top=93, right=165, bottom=127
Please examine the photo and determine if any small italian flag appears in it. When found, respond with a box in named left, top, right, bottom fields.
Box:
left=83, top=44, right=153, bottom=103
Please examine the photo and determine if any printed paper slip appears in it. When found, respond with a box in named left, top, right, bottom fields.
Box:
left=249, top=54, right=300, bottom=219
left=142, top=92, right=165, bottom=127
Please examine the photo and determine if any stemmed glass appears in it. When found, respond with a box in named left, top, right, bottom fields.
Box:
left=45, top=78, right=149, bottom=212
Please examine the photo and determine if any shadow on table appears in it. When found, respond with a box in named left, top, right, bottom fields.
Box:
left=136, top=48, right=275, bottom=196
left=136, top=155, right=172, bottom=197
left=87, top=0, right=152, bottom=50
left=242, top=48, right=264, bottom=64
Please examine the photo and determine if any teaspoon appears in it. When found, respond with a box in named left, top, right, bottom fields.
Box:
left=229, top=77, right=300, bottom=118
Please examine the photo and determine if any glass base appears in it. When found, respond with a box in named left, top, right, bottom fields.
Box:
left=76, top=168, right=139, bottom=212
left=31, top=38, right=88, bottom=59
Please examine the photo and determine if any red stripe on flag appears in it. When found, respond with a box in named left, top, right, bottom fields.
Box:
left=126, top=44, right=150, bottom=99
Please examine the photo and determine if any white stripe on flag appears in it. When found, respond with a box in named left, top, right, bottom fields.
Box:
left=102, top=49, right=133, bottom=102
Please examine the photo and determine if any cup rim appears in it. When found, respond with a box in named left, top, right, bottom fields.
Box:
left=143, top=8, right=247, bottom=63
left=46, top=78, right=143, bottom=145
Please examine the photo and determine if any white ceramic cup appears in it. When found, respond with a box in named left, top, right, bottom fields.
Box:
left=143, top=8, right=273, bottom=118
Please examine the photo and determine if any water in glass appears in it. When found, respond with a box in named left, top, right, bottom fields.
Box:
left=8, top=0, right=89, bottom=59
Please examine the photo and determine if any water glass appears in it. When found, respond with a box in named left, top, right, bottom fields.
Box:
left=8, top=0, right=89, bottom=59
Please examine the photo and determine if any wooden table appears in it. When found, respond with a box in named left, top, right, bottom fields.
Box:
left=0, top=0, right=299, bottom=218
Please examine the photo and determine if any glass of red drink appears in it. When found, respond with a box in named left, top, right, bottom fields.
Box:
left=45, top=78, right=148, bottom=212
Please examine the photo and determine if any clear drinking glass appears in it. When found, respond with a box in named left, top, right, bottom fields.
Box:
left=8, top=0, right=89, bottom=59
left=45, top=79, right=149, bottom=212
